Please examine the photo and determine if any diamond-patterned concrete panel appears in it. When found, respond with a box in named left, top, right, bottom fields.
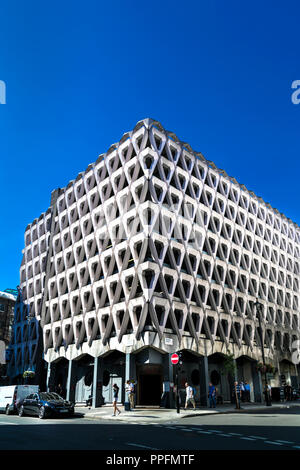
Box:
left=18, top=118, right=300, bottom=371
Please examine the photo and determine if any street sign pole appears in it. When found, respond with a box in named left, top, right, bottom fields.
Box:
left=171, top=353, right=181, bottom=414
left=176, top=364, right=180, bottom=414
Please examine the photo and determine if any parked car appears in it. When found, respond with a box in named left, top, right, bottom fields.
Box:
left=18, top=392, right=74, bottom=419
left=0, top=385, right=39, bottom=415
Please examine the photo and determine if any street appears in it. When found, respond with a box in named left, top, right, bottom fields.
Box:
left=0, top=406, right=299, bottom=450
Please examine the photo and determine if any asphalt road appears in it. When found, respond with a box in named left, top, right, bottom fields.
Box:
left=0, top=407, right=299, bottom=451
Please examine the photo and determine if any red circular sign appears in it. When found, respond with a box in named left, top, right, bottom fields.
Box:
left=171, top=353, right=179, bottom=365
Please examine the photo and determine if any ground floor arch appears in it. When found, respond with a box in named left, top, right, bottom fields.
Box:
left=279, top=359, right=299, bottom=389
left=236, top=355, right=262, bottom=403
left=74, top=354, right=94, bottom=403
left=207, top=353, right=233, bottom=402
left=101, top=350, right=126, bottom=404
left=47, top=357, right=69, bottom=397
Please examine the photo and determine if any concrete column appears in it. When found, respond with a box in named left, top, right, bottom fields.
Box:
left=66, top=360, right=77, bottom=403
left=124, top=352, right=131, bottom=410
left=46, top=361, right=56, bottom=392
left=199, top=356, right=209, bottom=406
left=92, top=356, right=104, bottom=408
left=46, top=361, right=51, bottom=392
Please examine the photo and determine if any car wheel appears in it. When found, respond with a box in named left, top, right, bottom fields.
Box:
left=18, top=406, right=25, bottom=417
left=39, top=406, right=46, bottom=419
left=5, top=406, right=11, bottom=416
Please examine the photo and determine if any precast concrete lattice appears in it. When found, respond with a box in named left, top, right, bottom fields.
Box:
left=19, top=118, right=300, bottom=364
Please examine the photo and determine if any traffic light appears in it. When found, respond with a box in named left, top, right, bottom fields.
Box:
left=176, top=351, right=183, bottom=365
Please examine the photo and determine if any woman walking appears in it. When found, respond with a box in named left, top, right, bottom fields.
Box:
left=112, top=383, right=121, bottom=416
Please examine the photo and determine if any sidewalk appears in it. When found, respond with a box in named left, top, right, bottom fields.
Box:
left=74, top=401, right=300, bottom=423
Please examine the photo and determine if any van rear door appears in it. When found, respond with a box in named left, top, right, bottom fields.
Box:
left=0, top=386, right=16, bottom=412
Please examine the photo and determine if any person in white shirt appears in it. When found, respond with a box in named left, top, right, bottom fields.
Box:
left=184, top=382, right=196, bottom=409
left=125, top=380, right=136, bottom=410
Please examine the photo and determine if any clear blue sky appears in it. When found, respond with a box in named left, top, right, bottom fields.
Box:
left=0, top=0, right=300, bottom=290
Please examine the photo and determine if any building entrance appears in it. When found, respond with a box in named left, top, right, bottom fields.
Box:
left=139, top=374, right=161, bottom=405
left=74, top=356, right=94, bottom=404
left=137, top=364, right=162, bottom=406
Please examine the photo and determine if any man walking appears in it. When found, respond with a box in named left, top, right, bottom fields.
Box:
left=208, top=382, right=217, bottom=408
left=129, top=380, right=136, bottom=409
left=184, top=382, right=196, bottom=410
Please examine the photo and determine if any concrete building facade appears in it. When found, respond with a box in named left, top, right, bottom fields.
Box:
left=0, top=290, right=16, bottom=346
left=7, top=287, right=43, bottom=385
left=0, top=289, right=16, bottom=384
left=19, top=118, right=300, bottom=406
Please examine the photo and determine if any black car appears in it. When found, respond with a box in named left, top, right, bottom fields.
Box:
left=18, top=392, right=75, bottom=419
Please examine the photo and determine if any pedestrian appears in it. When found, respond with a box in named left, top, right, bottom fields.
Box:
left=86, top=394, right=92, bottom=407
left=284, top=384, right=288, bottom=402
left=208, top=382, right=217, bottom=408
left=264, top=382, right=272, bottom=406
left=233, top=381, right=242, bottom=409
left=129, top=380, right=136, bottom=410
left=56, top=383, right=63, bottom=397
left=184, top=382, right=196, bottom=410
left=125, top=380, right=131, bottom=408
left=240, top=381, right=245, bottom=402
left=244, top=381, right=251, bottom=402
left=112, top=383, right=121, bottom=416
left=287, top=383, right=292, bottom=401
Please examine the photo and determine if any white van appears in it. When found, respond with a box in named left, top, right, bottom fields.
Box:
left=0, top=385, right=39, bottom=415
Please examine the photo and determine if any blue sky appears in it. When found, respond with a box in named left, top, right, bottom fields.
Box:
left=0, top=0, right=300, bottom=290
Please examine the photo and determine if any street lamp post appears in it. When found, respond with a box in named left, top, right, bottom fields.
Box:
left=254, top=299, right=270, bottom=404
left=23, top=309, right=36, bottom=384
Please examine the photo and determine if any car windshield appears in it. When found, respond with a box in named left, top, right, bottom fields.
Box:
left=39, top=392, right=64, bottom=401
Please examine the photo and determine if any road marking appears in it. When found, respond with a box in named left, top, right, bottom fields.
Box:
left=0, top=422, right=18, bottom=425
left=197, top=431, right=212, bottom=435
left=209, top=430, right=222, bottom=433
left=165, top=426, right=177, bottom=429
left=264, top=441, right=283, bottom=446
left=218, top=434, right=232, bottom=437
left=229, top=433, right=243, bottom=436
left=293, top=446, right=300, bottom=450
left=248, top=436, right=268, bottom=440
left=240, top=437, right=255, bottom=441
left=275, top=440, right=294, bottom=445
left=126, top=443, right=159, bottom=450
left=181, top=428, right=194, bottom=432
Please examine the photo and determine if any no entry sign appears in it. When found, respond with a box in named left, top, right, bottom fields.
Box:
left=171, top=353, right=179, bottom=365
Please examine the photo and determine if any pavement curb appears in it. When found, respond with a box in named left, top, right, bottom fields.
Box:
left=74, top=403, right=300, bottom=422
